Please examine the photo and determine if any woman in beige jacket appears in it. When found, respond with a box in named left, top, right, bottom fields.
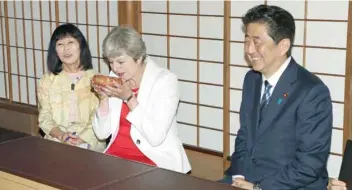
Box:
left=38, top=23, right=105, bottom=152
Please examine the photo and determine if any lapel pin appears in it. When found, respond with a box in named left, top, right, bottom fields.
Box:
left=277, top=98, right=283, bottom=105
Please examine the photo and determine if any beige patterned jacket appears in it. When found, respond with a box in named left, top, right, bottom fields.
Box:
left=37, top=69, right=106, bottom=152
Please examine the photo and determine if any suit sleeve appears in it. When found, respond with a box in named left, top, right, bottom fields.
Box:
left=230, top=72, right=250, bottom=176
left=260, top=84, right=332, bottom=189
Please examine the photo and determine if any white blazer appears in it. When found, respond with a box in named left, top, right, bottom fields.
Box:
left=93, top=57, right=191, bottom=173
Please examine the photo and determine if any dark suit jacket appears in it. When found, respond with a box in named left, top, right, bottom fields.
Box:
left=227, top=58, right=333, bottom=189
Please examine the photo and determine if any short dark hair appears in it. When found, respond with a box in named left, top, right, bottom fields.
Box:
left=47, top=23, right=92, bottom=75
left=242, top=4, right=295, bottom=57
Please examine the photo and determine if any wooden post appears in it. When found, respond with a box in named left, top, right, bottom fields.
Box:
left=343, top=1, right=352, bottom=150
left=118, top=1, right=141, bottom=32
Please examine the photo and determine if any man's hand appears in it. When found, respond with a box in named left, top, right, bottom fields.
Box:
left=327, top=178, right=346, bottom=190
left=232, top=178, right=254, bottom=190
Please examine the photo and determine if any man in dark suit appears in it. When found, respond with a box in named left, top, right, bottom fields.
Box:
left=222, top=4, right=333, bottom=190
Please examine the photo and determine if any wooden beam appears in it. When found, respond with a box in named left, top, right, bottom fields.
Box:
left=118, top=1, right=140, bottom=31
left=343, top=1, right=352, bottom=150
left=223, top=0, right=231, bottom=172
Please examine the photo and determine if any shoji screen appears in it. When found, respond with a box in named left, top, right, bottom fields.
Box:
left=230, top=0, right=350, bottom=178
left=141, top=1, right=225, bottom=153
left=0, top=1, right=57, bottom=105
left=0, top=1, right=118, bottom=105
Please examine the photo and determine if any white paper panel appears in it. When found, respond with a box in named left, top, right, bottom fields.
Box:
left=0, top=72, right=6, bottom=98
left=0, top=47, right=3, bottom=72
left=24, top=20, right=32, bottom=48
left=200, top=1, right=224, bottom=15
left=306, top=48, right=346, bottom=75
left=169, top=1, right=197, bottom=14
left=199, top=40, right=223, bottom=62
left=200, top=62, right=223, bottom=85
left=109, top=1, right=119, bottom=26
left=170, top=37, right=197, bottom=59
left=332, top=103, right=344, bottom=129
left=92, top=58, right=99, bottom=73
left=179, top=81, right=197, bottom=103
left=34, top=50, right=43, bottom=78
left=41, top=1, right=50, bottom=21
left=142, top=35, right=167, bottom=56
left=230, top=66, right=250, bottom=89
left=229, top=135, right=237, bottom=155
left=10, top=47, right=17, bottom=74
left=67, top=1, right=76, bottom=23
left=317, top=75, right=345, bottom=102
left=19, top=76, right=27, bottom=104
left=177, top=102, right=197, bottom=125
left=230, top=112, right=240, bottom=134
left=8, top=19, right=16, bottom=46
left=267, top=1, right=305, bottom=19
left=170, top=58, right=197, bottom=81
left=0, top=21, right=2, bottom=44
left=291, top=47, right=304, bottom=66
left=77, top=1, right=86, bottom=24
left=230, top=1, right=263, bottom=17
left=199, top=84, right=223, bottom=107
left=231, top=18, right=244, bottom=42
left=199, top=16, right=224, bottom=39
left=16, top=20, right=24, bottom=47
left=99, top=26, right=109, bottom=57
left=26, top=49, right=34, bottom=77
left=43, top=52, right=48, bottom=74
left=2, top=47, right=7, bottom=72
left=141, top=1, right=167, bottom=13
left=230, top=43, right=248, bottom=66
left=199, top=106, right=223, bottom=130
left=294, top=21, right=304, bottom=46
left=23, top=2, right=31, bottom=19
left=150, top=56, right=167, bottom=69
left=11, top=75, right=19, bottom=102
left=77, top=25, right=87, bottom=41
left=142, top=13, right=167, bottom=34
left=18, top=49, right=25, bottom=75
left=88, top=25, right=98, bottom=57
left=307, top=1, right=349, bottom=20
left=42, top=22, right=51, bottom=51
left=58, top=1, right=66, bottom=22
left=307, top=22, right=347, bottom=48
left=28, top=78, right=37, bottom=105
left=33, top=21, right=42, bottom=49
left=177, top=123, right=197, bottom=146
left=199, top=128, right=223, bottom=152
left=230, top=90, right=242, bottom=112
left=87, top=1, right=97, bottom=25
left=98, top=1, right=108, bottom=26
left=14, top=1, right=22, bottom=18
left=99, top=60, right=110, bottom=76
left=327, top=154, right=342, bottom=178
left=169, top=15, right=197, bottom=37
left=331, top=129, right=343, bottom=154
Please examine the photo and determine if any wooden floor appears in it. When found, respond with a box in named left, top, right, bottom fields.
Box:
left=185, top=149, right=224, bottom=181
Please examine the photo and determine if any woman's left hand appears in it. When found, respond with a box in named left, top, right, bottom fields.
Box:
left=101, top=80, right=133, bottom=100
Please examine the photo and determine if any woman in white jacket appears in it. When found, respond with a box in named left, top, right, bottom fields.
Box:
left=92, top=25, right=191, bottom=173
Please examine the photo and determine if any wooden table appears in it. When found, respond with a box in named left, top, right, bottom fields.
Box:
left=0, top=136, right=241, bottom=190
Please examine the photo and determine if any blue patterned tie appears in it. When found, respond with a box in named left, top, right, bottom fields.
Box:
left=259, top=80, right=272, bottom=124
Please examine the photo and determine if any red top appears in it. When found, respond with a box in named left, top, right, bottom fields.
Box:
left=106, top=89, right=156, bottom=166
